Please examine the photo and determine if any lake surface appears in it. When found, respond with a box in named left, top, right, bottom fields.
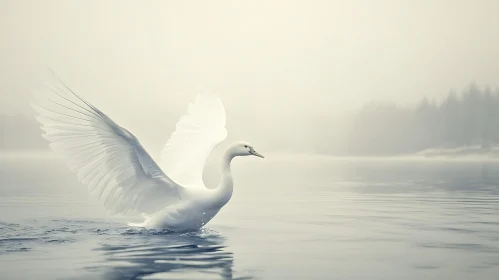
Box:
left=1, top=154, right=499, bottom=279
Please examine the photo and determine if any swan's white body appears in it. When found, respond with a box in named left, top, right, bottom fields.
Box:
left=130, top=151, right=237, bottom=230
left=32, top=71, right=263, bottom=231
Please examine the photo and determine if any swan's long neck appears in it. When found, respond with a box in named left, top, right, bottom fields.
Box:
left=213, top=150, right=235, bottom=207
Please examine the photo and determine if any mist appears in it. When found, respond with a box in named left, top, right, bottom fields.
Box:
left=1, top=0, right=499, bottom=157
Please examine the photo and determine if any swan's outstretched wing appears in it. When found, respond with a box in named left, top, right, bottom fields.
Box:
left=159, top=93, right=227, bottom=188
left=32, top=71, right=181, bottom=215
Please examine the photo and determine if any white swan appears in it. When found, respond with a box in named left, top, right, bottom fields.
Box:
left=31, top=71, right=264, bottom=231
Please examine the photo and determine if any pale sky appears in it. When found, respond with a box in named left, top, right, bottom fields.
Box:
left=1, top=0, right=499, bottom=128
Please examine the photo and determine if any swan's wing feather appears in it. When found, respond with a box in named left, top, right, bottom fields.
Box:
left=32, top=72, right=181, bottom=215
left=160, top=93, right=227, bottom=187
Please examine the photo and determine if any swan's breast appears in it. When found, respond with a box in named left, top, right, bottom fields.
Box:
left=143, top=201, right=221, bottom=231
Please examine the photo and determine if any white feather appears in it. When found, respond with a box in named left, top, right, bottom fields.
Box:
left=159, top=93, right=227, bottom=188
left=31, top=71, right=182, bottom=216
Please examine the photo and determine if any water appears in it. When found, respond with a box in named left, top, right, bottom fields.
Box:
left=1, top=154, right=499, bottom=279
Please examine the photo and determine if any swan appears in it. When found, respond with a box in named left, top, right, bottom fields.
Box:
left=31, top=71, right=264, bottom=231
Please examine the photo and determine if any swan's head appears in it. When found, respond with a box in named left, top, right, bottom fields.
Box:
left=230, top=141, right=264, bottom=158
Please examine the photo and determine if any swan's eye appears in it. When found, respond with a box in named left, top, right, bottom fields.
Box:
left=244, top=145, right=248, bottom=148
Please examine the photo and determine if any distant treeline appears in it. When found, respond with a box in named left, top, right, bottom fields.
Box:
left=344, top=84, right=499, bottom=156
left=2, top=83, right=499, bottom=157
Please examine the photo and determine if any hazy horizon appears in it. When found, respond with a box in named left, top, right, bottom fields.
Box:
left=2, top=0, right=499, bottom=157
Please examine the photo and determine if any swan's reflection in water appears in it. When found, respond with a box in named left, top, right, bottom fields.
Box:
left=90, top=229, right=252, bottom=280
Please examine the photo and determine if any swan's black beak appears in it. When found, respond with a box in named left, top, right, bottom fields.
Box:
left=250, top=149, right=265, bottom=158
